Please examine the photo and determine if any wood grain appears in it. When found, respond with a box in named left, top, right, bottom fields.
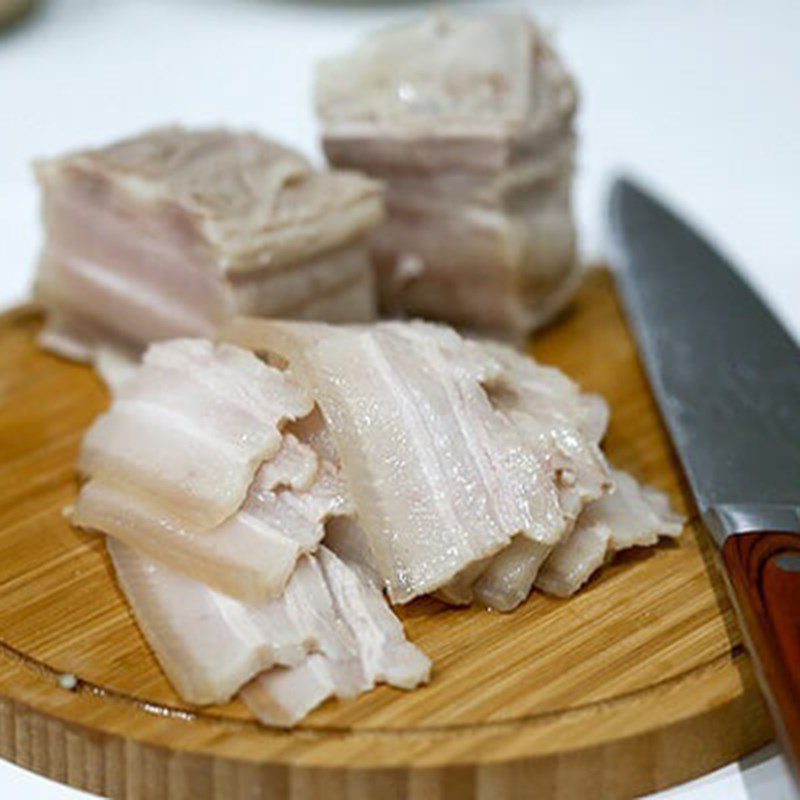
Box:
left=722, top=531, right=800, bottom=778
left=0, top=270, right=773, bottom=799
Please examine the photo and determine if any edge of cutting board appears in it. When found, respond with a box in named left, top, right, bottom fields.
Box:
left=0, top=270, right=773, bottom=799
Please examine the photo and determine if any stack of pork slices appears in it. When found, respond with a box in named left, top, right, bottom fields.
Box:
left=72, top=338, right=431, bottom=726
left=34, top=126, right=384, bottom=387
left=72, top=320, right=683, bottom=726
left=315, top=10, right=581, bottom=339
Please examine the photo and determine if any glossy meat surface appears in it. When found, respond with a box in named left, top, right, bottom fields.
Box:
left=75, top=444, right=352, bottom=604
left=78, top=338, right=313, bottom=529
left=223, top=317, right=570, bottom=602
left=436, top=340, right=611, bottom=610
left=108, top=539, right=316, bottom=705
left=536, top=470, right=684, bottom=597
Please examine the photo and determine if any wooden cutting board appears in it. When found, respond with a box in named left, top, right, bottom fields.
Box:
left=0, top=270, right=772, bottom=799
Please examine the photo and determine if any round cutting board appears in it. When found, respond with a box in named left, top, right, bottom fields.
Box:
left=0, top=270, right=772, bottom=799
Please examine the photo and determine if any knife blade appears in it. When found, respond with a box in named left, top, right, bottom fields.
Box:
left=607, top=176, right=800, bottom=780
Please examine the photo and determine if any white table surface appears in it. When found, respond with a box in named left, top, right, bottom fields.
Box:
left=0, top=0, right=797, bottom=797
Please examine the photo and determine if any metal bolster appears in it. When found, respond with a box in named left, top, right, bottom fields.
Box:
left=702, top=504, right=800, bottom=548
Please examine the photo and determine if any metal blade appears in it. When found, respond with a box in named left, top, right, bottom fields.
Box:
left=607, top=177, right=800, bottom=545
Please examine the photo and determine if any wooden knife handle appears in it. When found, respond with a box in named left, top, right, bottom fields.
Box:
left=722, top=531, right=800, bottom=779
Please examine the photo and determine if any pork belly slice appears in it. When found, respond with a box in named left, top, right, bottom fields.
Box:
left=470, top=468, right=682, bottom=609
left=74, top=435, right=352, bottom=604
left=536, top=470, right=684, bottom=597
left=469, top=537, right=552, bottom=612
left=79, top=338, right=313, bottom=529
left=74, top=339, right=350, bottom=602
left=111, top=527, right=428, bottom=719
left=242, top=547, right=431, bottom=727
left=109, top=540, right=399, bottom=708
left=34, top=126, right=382, bottom=361
left=223, top=317, right=568, bottom=603
left=434, top=341, right=611, bottom=610
left=107, top=539, right=316, bottom=706
left=479, top=341, right=612, bottom=517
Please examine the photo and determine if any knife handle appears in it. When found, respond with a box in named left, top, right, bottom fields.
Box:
left=722, top=531, right=800, bottom=778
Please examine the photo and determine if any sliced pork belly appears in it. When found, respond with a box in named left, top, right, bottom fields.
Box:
left=74, top=339, right=352, bottom=602
left=536, top=470, right=684, bottom=597
left=469, top=537, right=552, bottom=612
left=107, top=539, right=315, bottom=705
left=242, top=547, right=431, bottom=727
left=320, top=546, right=430, bottom=689
left=79, top=339, right=313, bottom=529
left=34, top=126, right=382, bottom=366
left=224, top=317, right=569, bottom=603
left=74, top=446, right=352, bottom=604
left=479, top=341, right=612, bottom=518
left=436, top=341, right=612, bottom=610
left=468, top=467, right=681, bottom=609
left=316, top=10, right=578, bottom=336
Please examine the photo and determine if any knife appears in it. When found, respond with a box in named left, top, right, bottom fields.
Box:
left=607, top=177, right=800, bottom=782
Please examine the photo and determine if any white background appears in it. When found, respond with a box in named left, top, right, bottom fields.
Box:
left=0, top=0, right=797, bottom=797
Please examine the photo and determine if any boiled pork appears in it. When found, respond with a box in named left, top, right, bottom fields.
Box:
left=109, top=539, right=429, bottom=719
left=242, top=547, right=430, bottom=727
left=34, top=126, right=383, bottom=367
left=108, top=539, right=315, bottom=705
left=536, top=470, right=684, bottom=597
left=223, top=317, right=570, bottom=602
left=78, top=338, right=313, bottom=528
left=75, top=447, right=352, bottom=604
left=70, top=322, right=681, bottom=728
left=316, top=10, right=579, bottom=336
left=434, top=339, right=612, bottom=610
left=72, top=339, right=364, bottom=602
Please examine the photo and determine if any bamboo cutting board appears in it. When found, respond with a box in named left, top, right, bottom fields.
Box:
left=0, top=270, right=772, bottom=799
